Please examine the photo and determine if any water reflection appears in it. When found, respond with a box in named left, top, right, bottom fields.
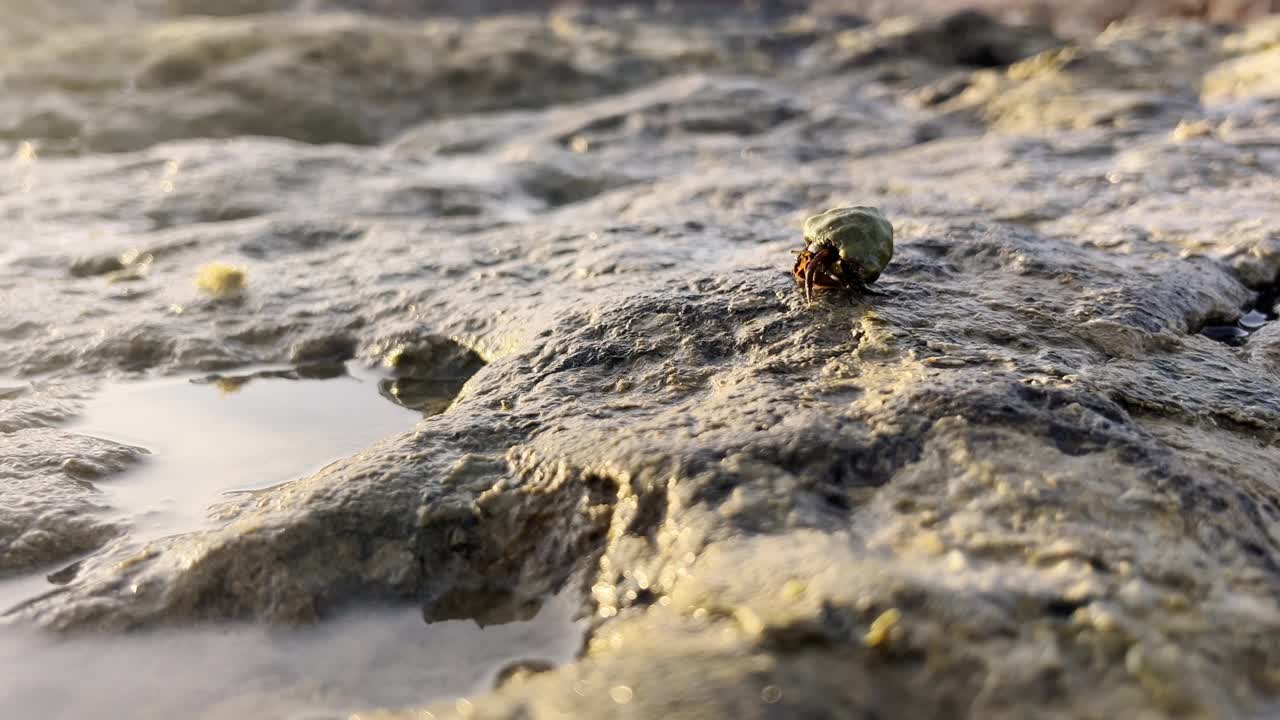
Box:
left=0, top=592, right=584, bottom=720
left=68, top=363, right=421, bottom=542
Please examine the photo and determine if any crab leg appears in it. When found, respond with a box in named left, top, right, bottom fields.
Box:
left=804, top=260, right=817, bottom=303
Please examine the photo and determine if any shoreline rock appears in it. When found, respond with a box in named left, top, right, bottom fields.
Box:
left=2, top=6, right=1280, bottom=718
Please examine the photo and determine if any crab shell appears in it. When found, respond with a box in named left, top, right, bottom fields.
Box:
left=801, top=206, right=894, bottom=285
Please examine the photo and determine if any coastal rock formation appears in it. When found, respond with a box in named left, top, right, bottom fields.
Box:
left=0, top=397, right=139, bottom=576
left=2, top=5, right=1280, bottom=718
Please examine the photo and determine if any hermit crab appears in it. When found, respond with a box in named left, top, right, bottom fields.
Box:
left=793, top=206, right=894, bottom=302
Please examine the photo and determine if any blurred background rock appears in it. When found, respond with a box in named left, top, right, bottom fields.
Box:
left=1, top=0, right=1277, bottom=43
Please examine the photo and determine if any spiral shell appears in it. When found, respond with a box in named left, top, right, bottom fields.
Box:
left=801, top=206, right=894, bottom=285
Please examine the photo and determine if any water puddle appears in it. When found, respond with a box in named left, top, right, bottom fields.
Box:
left=0, top=592, right=585, bottom=720
left=67, top=363, right=425, bottom=543
left=0, top=346, right=483, bottom=610
left=0, top=356, right=582, bottom=720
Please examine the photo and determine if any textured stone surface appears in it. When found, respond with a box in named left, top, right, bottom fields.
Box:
left=0, top=12, right=762, bottom=152
left=3, top=3, right=1280, bottom=718
left=0, top=384, right=139, bottom=577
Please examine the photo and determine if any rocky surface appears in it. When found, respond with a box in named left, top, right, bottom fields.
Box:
left=3, top=3, right=1280, bottom=718
left=0, top=383, right=139, bottom=576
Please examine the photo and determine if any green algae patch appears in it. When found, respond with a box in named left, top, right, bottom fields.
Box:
left=863, top=608, right=902, bottom=649
left=194, top=262, right=246, bottom=299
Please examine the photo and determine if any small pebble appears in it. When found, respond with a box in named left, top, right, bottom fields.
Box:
left=1238, top=309, right=1269, bottom=331
left=609, top=686, right=634, bottom=705
left=864, top=608, right=901, bottom=648
left=195, top=262, right=247, bottom=299
left=1171, top=119, right=1215, bottom=142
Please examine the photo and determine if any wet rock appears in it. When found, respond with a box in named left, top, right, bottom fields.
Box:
left=391, top=111, right=546, bottom=157
left=815, top=11, right=1061, bottom=71
left=0, top=428, right=143, bottom=577
left=1229, top=233, right=1280, bottom=288
left=68, top=254, right=126, bottom=278
left=154, top=0, right=295, bottom=15
left=288, top=334, right=358, bottom=366
left=1203, top=20, right=1280, bottom=100
left=0, top=384, right=86, bottom=434
left=0, top=12, right=769, bottom=152
left=16, top=220, right=1280, bottom=720
left=549, top=75, right=806, bottom=149
left=368, top=333, right=488, bottom=414
left=1221, top=15, right=1280, bottom=53
left=502, top=146, right=636, bottom=209
left=1245, top=321, right=1280, bottom=371
left=370, top=334, right=486, bottom=382
left=944, top=21, right=1227, bottom=132
left=4, top=6, right=1280, bottom=720
left=1204, top=47, right=1280, bottom=100
left=238, top=221, right=367, bottom=261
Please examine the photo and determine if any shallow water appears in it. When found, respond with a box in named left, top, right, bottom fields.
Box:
left=69, top=364, right=418, bottom=542
left=0, top=591, right=584, bottom=720
left=0, top=363, right=424, bottom=615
